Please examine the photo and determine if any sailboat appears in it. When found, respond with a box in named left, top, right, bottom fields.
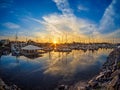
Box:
left=11, top=33, right=20, bottom=56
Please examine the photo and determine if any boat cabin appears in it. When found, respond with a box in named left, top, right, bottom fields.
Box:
left=21, top=45, right=43, bottom=56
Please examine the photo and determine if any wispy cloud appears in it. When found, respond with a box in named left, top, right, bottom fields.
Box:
left=53, top=0, right=73, bottom=16
left=21, top=0, right=120, bottom=41
left=99, top=0, right=118, bottom=33
left=77, top=5, right=88, bottom=11
left=25, top=0, right=102, bottom=41
left=38, top=0, right=95, bottom=39
left=27, top=17, right=43, bottom=24
left=0, top=0, right=13, bottom=8
left=3, top=22, right=20, bottom=29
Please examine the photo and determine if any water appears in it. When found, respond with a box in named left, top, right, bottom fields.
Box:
left=0, top=49, right=112, bottom=90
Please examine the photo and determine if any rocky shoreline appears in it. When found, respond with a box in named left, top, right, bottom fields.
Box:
left=0, top=78, right=21, bottom=90
left=69, top=47, right=120, bottom=90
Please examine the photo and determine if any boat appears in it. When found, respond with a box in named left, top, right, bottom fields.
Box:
left=54, top=47, right=72, bottom=52
left=43, top=47, right=54, bottom=52
left=11, top=44, right=21, bottom=56
left=21, top=45, right=44, bottom=56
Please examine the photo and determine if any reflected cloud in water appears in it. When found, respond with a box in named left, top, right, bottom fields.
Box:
left=0, top=49, right=113, bottom=89
left=42, top=49, right=112, bottom=76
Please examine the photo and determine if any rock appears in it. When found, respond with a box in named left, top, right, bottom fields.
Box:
left=0, top=79, right=5, bottom=85
left=68, top=82, right=89, bottom=90
left=76, top=82, right=88, bottom=90
left=107, top=75, right=119, bottom=90
left=0, top=78, right=20, bottom=90
left=111, top=70, right=120, bottom=78
left=0, top=79, right=6, bottom=90
left=95, top=73, right=104, bottom=81
left=88, top=80, right=98, bottom=88
left=57, top=84, right=68, bottom=90
left=101, top=81, right=109, bottom=87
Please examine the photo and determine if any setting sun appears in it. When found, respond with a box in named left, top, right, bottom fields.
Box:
left=53, top=40, right=57, bottom=44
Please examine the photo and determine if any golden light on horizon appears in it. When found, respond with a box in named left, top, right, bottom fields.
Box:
left=2, top=35, right=120, bottom=43
left=53, top=40, right=57, bottom=44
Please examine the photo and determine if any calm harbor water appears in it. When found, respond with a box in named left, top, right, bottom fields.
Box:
left=0, top=49, right=113, bottom=90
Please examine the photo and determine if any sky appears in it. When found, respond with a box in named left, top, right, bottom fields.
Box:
left=0, top=0, right=120, bottom=43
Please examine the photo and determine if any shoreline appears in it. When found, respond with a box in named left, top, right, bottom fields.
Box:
left=69, top=47, right=120, bottom=90
left=0, top=78, right=21, bottom=90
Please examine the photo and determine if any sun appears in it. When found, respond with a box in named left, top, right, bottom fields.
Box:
left=53, top=40, right=57, bottom=44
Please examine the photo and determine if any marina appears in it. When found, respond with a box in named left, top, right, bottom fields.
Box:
left=0, top=39, right=118, bottom=58
left=0, top=39, right=118, bottom=90
left=0, top=0, right=120, bottom=90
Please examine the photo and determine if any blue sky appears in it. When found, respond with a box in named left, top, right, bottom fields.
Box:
left=0, top=0, right=120, bottom=42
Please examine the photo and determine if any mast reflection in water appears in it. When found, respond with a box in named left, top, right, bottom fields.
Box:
left=0, top=49, right=112, bottom=90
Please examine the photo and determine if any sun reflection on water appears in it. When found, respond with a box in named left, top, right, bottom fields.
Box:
left=39, top=49, right=112, bottom=76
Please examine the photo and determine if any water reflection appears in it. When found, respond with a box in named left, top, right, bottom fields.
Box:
left=43, top=49, right=112, bottom=76
left=0, top=49, right=112, bottom=90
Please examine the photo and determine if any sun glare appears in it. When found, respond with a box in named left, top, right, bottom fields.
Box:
left=53, top=40, right=57, bottom=44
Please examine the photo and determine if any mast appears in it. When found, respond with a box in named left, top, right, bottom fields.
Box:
left=26, top=37, right=28, bottom=42
left=79, top=36, right=81, bottom=43
left=65, top=33, right=67, bottom=43
left=49, top=36, right=50, bottom=43
left=15, top=32, right=18, bottom=43
left=62, top=35, right=63, bottom=44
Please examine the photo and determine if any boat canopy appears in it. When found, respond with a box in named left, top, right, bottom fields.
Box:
left=21, top=45, right=43, bottom=50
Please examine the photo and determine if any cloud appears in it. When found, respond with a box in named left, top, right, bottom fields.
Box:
left=53, top=0, right=73, bottom=16
left=27, top=17, right=44, bottom=24
left=41, top=13, right=95, bottom=40
left=78, top=5, right=88, bottom=11
left=0, top=0, right=13, bottom=8
left=104, top=29, right=120, bottom=38
left=43, top=49, right=110, bottom=76
left=99, top=0, right=120, bottom=33
left=3, top=22, right=20, bottom=29
left=36, top=0, right=96, bottom=41
left=27, top=0, right=107, bottom=42
left=20, top=0, right=120, bottom=42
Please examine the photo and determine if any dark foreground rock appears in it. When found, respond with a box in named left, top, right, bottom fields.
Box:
left=0, top=78, right=21, bottom=90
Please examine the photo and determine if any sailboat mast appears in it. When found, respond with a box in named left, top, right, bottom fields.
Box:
left=15, top=32, right=18, bottom=42
left=65, top=33, right=67, bottom=43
